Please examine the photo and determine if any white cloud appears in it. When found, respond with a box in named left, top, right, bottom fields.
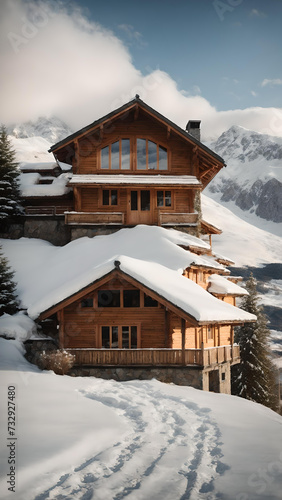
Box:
left=251, top=90, right=258, bottom=97
left=261, top=78, right=282, bottom=87
left=0, top=0, right=282, bottom=141
left=250, top=9, right=266, bottom=18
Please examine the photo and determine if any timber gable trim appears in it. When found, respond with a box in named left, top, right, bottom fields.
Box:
left=48, top=96, right=225, bottom=167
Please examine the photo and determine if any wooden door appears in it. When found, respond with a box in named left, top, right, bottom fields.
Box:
left=127, top=189, right=152, bottom=225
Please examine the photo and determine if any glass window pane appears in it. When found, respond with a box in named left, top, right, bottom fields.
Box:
left=102, top=326, right=110, bottom=348
left=131, top=326, right=137, bottom=349
left=123, top=290, right=140, bottom=307
left=137, top=138, right=146, bottom=170
left=157, top=191, right=164, bottom=207
left=112, top=326, right=119, bottom=348
left=131, top=191, right=138, bottom=211
left=122, top=326, right=130, bottom=349
left=144, top=294, right=158, bottom=307
left=141, top=190, right=150, bottom=211
left=81, top=298, right=93, bottom=308
left=111, top=141, right=119, bottom=169
left=102, top=190, right=109, bottom=205
left=111, top=190, right=118, bottom=206
left=98, top=290, right=120, bottom=307
left=101, top=146, right=109, bottom=169
left=148, top=141, right=157, bottom=170
left=165, top=191, right=171, bottom=207
left=159, top=145, right=167, bottom=170
left=121, top=139, right=130, bottom=170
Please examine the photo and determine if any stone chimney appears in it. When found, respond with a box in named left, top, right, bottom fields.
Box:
left=186, top=120, right=201, bottom=142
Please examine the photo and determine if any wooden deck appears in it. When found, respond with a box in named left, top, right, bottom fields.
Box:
left=67, top=345, right=240, bottom=368
left=65, top=211, right=124, bottom=225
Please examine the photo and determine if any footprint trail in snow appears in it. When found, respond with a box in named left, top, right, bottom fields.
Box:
left=34, top=380, right=229, bottom=500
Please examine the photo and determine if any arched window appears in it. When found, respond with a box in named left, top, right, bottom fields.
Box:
left=137, top=139, right=167, bottom=170
left=100, top=138, right=168, bottom=171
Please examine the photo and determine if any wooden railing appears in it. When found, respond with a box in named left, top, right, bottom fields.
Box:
left=25, top=206, right=72, bottom=215
left=67, top=345, right=240, bottom=368
left=65, top=212, right=124, bottom=225
left=159, top=212, right=198, bottom=226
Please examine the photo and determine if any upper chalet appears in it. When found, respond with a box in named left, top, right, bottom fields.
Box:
left=48, top=96, right=225, bottom=234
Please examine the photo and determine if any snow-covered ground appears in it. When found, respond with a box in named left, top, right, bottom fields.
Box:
left=0, top=338, right=282, bottom=500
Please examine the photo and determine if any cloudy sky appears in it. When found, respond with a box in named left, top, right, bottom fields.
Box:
left=1, top=0, right=282, bottom=140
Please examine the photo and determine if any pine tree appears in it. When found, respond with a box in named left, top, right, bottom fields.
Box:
left=0, top=125, right=22, bottom=230
left=233, top=273, right=278, bottom=411
left=0, top=247, right=18, bottom=316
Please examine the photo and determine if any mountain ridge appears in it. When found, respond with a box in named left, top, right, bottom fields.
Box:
left=206, top=125, right=282, bottom=223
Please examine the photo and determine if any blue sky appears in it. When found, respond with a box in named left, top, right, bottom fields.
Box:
left=1, top=0, right=281, bottom=139
left=80, top=0, right=282, bottom=111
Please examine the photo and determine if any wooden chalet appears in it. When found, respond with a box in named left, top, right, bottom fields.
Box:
left=48, top=95, right=225, bottom=236
left=28, top=97, right=256, bottom=393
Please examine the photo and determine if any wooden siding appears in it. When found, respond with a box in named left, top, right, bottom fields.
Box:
left=68, top=186, right=197, bottom=226
left=62, top=279, right=167, bottom=349
left=75, top=112, right=194, bottom=175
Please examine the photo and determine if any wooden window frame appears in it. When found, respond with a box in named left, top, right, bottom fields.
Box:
left=94, top=288, right=160, bottom=309
left=156, top=190, right=173, bottom=209
left=98, top=137, right=169, bottom=171
left=99, top=139, right=131, bottom=171
left=99, top=324, right=141, bottom=349
left=136, top=137, right=168, bottom=171
left=99, top=189, right=119, bottom=207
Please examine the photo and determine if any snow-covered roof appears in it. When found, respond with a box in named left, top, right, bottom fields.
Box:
left=1, top=226, right=255, bottom=324
left=20, top=172, right=72, bottom=197
left=69, top=174, right=201, bottom=186
left=20, top=161, right=58, bottom=172
left=208, top=274, right=248, bottom=296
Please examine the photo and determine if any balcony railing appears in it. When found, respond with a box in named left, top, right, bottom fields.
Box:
left=66, top=345, right=240, bottom=368
left=159, top=212, right=198, bottom=226
left=65, top=212, right=124, bottom=225
left=25, top=206, right=72, bottom=215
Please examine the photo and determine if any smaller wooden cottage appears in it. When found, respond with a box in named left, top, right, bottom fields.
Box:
left=30, top=226, right=256, bottom=394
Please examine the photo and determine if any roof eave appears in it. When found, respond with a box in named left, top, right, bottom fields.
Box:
left=48, top=96, right=225, bottom=166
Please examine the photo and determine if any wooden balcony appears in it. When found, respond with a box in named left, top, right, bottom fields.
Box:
left=65, top=211, right=124, bottom=225
left=159, top=212, right=198, bottom=226
left=67, top=345, right=240, bottom=368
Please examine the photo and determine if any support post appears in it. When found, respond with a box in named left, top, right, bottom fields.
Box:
left=231, top=326, right=234, bottom=361
left=181, top=318, right=186, bottom=366
left=165, top=309, right=169, bottom=348
left=201, top=341, right=205, bottom=366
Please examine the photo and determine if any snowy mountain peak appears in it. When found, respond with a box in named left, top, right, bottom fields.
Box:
left=8, top=116, right=73, bottom=145
left=207, top=126, right=282, bottom=223
left=211, top=126, right=282, bottom=163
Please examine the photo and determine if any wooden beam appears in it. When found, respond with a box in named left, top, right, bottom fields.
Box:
left=134, top=105, right=139, bottom=121
left=167, top=127, right=171, bottom=140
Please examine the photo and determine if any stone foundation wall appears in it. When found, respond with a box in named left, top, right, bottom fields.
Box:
left=24, top=217, right=71, bottom=246
left=69, top=365, right=204, bottom=389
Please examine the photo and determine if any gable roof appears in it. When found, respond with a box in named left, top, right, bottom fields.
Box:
left=48, top=95, right=225, bottom=166
left=36, top=255, right=256, bottom=325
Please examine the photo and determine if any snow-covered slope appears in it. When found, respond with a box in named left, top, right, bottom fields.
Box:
left=0, top=338, right=281, bottom=500
left=202, top=194, right=282, bottom=266
left=206, top=125, right=282, bottom=223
